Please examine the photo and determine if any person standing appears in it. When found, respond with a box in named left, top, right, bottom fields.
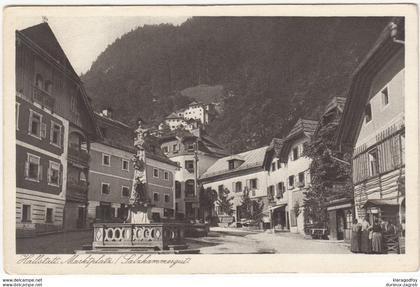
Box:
left=371, top=219, right=383, bottom=254
left=360, top=216, right=372, bottom=254
left=350, top=218, right=361, bottom=253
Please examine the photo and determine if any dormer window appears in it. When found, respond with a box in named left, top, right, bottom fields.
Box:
left=228, top=160, right=235, bottom=170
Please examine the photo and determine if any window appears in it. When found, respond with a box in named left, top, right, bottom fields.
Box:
left=101, top=183, right=110, bottom=195
left=165, top=194, right=170, bottom=203
left=122, top=159, right=129, bottom=171
left=35, top=74, right=43, bottom=89
left=228, top=160, right=235, bottom=170
left=102, top=153, right=111, bottom=166
left=29, top=110, right=45, bottom=138
left=185, top=180, right=195, bottom=197
left=153, top=168, right=159, bottom=178
left=271, top=162, right=276, bottom=172
left=100, top=127, right=107, bottom=137
left=288, top=175, right=295, bottom=188
left=298, top=172, right=305, bottom=186
left=121, top=186, right=130, bottom=197
left=268, top=185, right=275, bottom=200
left=48, top=161, right=60, bottom=186
left=381, top=87, right=389, bottom=107
left=25, top=154, right=41, bottom=181
left=22, top=205, right=31, bottom=222
left=16, top=102, right=20, bottom=130
left=365, top=103, right=372, bottom=123
left=292, top=147, right=299, bottom=161
left=44, top=80, right=52, bottom=94
left=164, top=171, right=169, bottom=180
left=185, top=160, right=194, bottom=173
left=368, top=149, right=379, bottom=176
left=277, top=159, right=281, bottom=169
left=175, top=181, right=181, bottom=198
left=173, top=144, right=179, bottom=153
left=175, top=203, right=179, bottom=211
left=277, top=182, right=285, bottom=198
left=153, top=193, right=159, bottom=202
left=162, top=146, right=169, bottom=153
left=46, top=208, right=53, bottom=223
left=187, top=143, right=195, bottom=151
left=235, top=181, right=242, bottom=193
left=50, top=122, right=62, bottom=147
left=250, top=178, right=258, bottom=189
left=70, top=94, right=78, bottom=114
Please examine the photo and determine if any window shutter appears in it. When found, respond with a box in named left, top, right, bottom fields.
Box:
left=24, top=161, right=29, bottom=178
left=49, top=125, right=54, bottom=142
left=60, top=126, right=64, bottom=147
left=246, top=179, right=250, bottom=189
left=41, top=122, right=47, bottom=138
left=232, top=181, right=235, bottom=193
left=255, top=179, right=258, bottom=189
left=47, top=166, right=52, bottom=184
left=28, top=112, right=33, bottom=133
left=38, top=165, right=43, bottom=181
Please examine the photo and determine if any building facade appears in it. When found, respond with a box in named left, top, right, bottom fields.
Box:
left=277, top=119, right=317, bottom=234
left=336, top=19, right=405, bottom=252
left=87, top=110, right=135, bottom=224
left=200, top=146, right=269, bottom=223
left=159, top=129, right=227, bottom=219
left=15, top=23, right=98, bottom=236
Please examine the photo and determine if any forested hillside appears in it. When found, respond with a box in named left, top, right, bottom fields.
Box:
left=81, top=17, right=389, bottom=153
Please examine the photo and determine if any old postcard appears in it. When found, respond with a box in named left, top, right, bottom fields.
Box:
left=3, top=4, right=419, bottom=274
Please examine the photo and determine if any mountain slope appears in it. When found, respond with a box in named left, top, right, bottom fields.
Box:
left=81, top=17, right=390, bottom=153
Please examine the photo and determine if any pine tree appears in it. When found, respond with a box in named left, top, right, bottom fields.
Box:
left=199, top=186, right=218, bottom=219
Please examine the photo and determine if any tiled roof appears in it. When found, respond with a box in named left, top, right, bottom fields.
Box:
left=95, top=113, right=135, bottom=153
left=166, top=112, right=183, bottom=119
left=201, top=146, right=268, bottom=180
left=287, top=118, right=318, bottom=139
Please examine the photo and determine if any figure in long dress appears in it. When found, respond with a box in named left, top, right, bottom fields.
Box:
left=126, top=119, right=150, bottom=224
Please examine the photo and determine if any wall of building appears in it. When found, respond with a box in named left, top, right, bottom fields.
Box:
left=352, top=54, right=405, bottom=220
left=202, top=169, right=268, bottom=220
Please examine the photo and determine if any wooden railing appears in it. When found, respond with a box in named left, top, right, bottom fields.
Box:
left=68, top=146, right=90, bottom=165
left=66, top=181, right=88, bottom=202
left=92, top=223, right=185, bottom=251
left=33, top=86, right=55, bottom=110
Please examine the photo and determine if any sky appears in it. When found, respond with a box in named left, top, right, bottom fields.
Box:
left=15, top=16, right=189, bottom=75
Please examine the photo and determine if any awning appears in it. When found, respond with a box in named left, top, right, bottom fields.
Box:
left=269, top=203, right=287, bottom=211
left=362, top=199, right=400, bottom=208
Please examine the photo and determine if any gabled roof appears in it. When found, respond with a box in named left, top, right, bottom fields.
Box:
left=94, top=113, right=135, bottom=153
left=278, top=119, right=318, bottom=163
left=166, top=112, right=183, bottom=120
left=336, top=18, right=405, bottom=151
left=19, top=22, right=78, bottom=80
left=263, top=138, right=284, bottom=170
left=201, top=146, right=268, bottom=181
left=17, top=22, right=101, bottom=138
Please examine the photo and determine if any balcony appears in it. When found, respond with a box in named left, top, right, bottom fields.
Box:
left=66, top=180, right=88, bottom=203
left=32, top=86, right=55, bottom=111
left=68, top=144, right=90, bottom=166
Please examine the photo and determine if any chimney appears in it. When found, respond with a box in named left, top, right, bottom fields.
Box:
left=102, top=107, right=113, bottom=118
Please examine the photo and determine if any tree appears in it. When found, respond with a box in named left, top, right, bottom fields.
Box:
left=199, top=186, right=218, bottom=220
left=217, top=188, right=234, bottom=216
left=302, top=113, right=353, bottom=228
left=239, top=187, right=265, bottom=221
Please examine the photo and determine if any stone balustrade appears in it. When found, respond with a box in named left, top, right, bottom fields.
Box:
left=92, top=223, right=185, bottom=251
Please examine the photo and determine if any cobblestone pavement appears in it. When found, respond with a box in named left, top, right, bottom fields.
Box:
left=16, top=228, right=350, bottom=254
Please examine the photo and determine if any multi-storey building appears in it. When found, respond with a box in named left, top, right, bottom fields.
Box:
left=15, top=23, right=99, bottom=236
left=263, top=138, right=289, bottom=231
left=182, top=101, right=209, bottom=125
left=158, top=112, right=189, bottom=131
left=200, top=146, right=269, bottom=222
left=87, top=109, right=135, bottom=224
left=277, top=119, right=318, bottom=234
left=337, top=19, right=405, bottom=231
left=159, top=129, right=228, bottom=219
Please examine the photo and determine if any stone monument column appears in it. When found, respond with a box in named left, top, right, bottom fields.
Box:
left=126, top=119, right=151, bottom=224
